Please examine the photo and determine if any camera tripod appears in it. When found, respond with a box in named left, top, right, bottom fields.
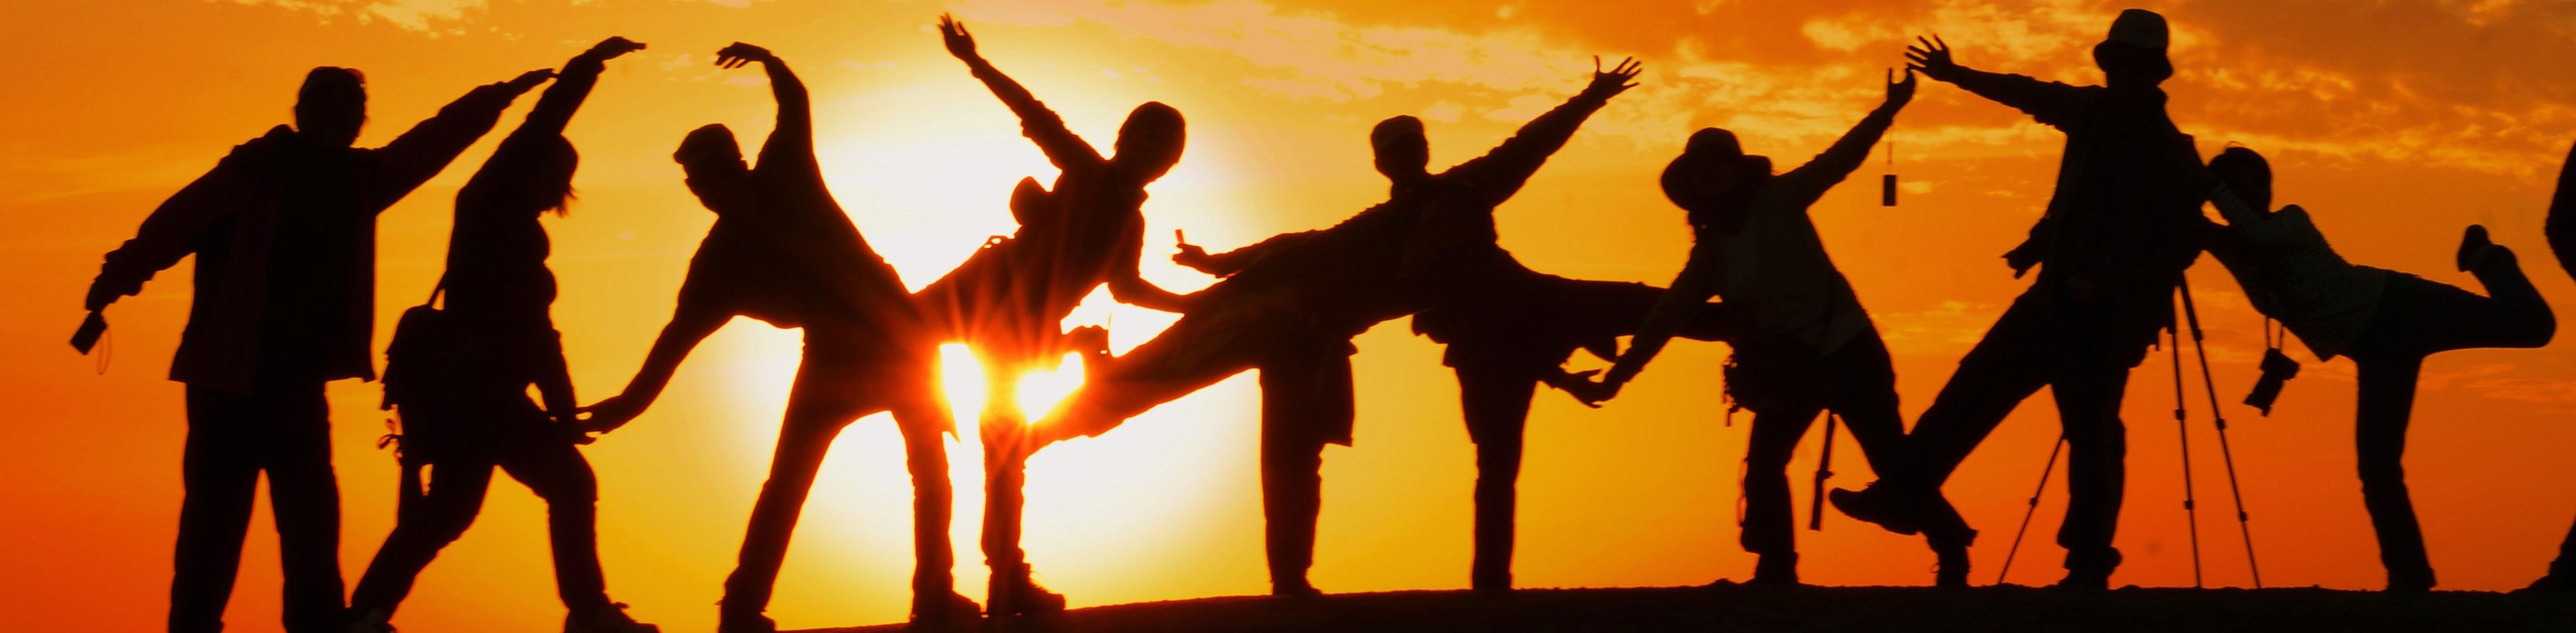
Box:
left=1995, top=278, right=2263, bottom=587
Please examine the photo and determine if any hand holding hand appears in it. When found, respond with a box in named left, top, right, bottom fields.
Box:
left=1555, top=369, right=1619, bottom=408
left=938, top=14, right=979, bottom=61
left=715, top=42, right=776, bottom=69
left=1584, top=56, right=1644, bottom=99
left=1904, top=34, right=1960, bottom=82
left=586, top=36, right=647, bottom=61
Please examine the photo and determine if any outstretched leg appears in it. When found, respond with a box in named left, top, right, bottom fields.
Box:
left=348, top=457, right=497, bottom=619
left=720, top=369, right=856, bottom=628
left=1454, top=362, right=1537, bottom=593
left=499, top=432, right=611, bottom=617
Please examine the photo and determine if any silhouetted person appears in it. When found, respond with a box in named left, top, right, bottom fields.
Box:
left=1024, top=58, right=1644, bottom=597
left=1566, top=69, right=1955, bottom=586
left=83, top=64, right=545, bottom=632
left=928, top=15, right=1200, bottom=616
left=2521, top=139, right=2576, bottom=592
left=343, top=38, right=658, bottom=633
left=573, top=43, right=975, bottom=631
left=2202, top=146, right=2554, bottom=591
left=1828, top=9, right=2211, bottom=590
left=1409, top=266, right=1730, bottom=592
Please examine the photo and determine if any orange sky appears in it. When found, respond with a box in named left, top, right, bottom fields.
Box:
left=5, top=0, right=2576, bottom=631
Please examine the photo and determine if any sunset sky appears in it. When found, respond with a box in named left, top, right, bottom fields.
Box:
left=5, top=0, right=2576, bottom=631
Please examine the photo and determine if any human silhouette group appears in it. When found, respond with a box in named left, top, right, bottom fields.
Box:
left=76, top=9, right=2576, bottom=633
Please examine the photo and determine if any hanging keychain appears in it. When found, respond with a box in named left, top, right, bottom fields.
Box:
left=1880, top=137, right=1898, bottom=207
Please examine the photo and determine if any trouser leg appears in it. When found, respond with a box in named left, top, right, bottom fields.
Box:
left=1454, top=364, right=1535, bottom=591
left=1825, top=333, right=1914, bottom=492
left=259, top=384, right=344, bottom=633
left=2051, top=360, right=2131, bottom=574
left=1742, top=406, right=1825, bottom=558
left=502, top=436, right=608, bottom=614
left=1908, top=296, right=2056, bottom=489
left=170, top=387, right=265, bottom=633
left=2411, top=255, right=2558, bottom=353
left=979, top=369, right=1029, bottom=572
left=721, top=380, right=850, bottom=615
left=347, top=456, right=496, bottom=617
left=1259, top=425, right=1325, bottom=591
left=2354, top=356, right=2435, bottom=587
left=892, top=398, right=958, bottom=594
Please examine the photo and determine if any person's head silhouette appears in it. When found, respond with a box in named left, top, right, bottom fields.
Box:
left=2210, top=145, right=2271, bottom=213
left=2093, top=8, right=2172, bottom=87
left=675, top=124, right=750, bottom=215
left=1370, top=115, right=1430, bottom=184
left=295, top=67, right=368, bottom=148
left=525, top=136, right=580, bottom=216
left=1111, top=102, right=1186, bottom=182
left=1661, top=127, right=1772, bottom=231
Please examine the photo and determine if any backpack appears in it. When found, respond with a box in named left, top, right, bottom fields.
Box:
left=377, top=277, right=479, bottom=462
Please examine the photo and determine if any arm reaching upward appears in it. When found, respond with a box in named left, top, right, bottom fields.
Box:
left=1907, top=34, right=2089, bottom=128
left=1772, top=68, right=1913, bottom=205
left=1443, top=56, right=1641, bottom=203
left=516, top=37, right=644, bottom=142
left=371, top=69, right=552, bottom=208
left=714, top=42, right=817, bottom=176
left=940, top=14, right=1103, bottom=169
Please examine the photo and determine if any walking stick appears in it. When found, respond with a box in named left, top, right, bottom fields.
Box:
left=1808, top=412, right=1840, bottom=531
left=1996, top=436, right=2065, bottom=586
left=2178, top=277, right=2264, bottom=587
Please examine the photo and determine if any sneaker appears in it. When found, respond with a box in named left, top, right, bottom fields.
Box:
left=2386, top=569, right=2436, bottom=593
left=2050, top=548, right=2121, bottom=591
left=1828, top=483, right=1925, bottom=536
left=1932, top=539, right=1971, bottom=589
left=565, top=602, right=658, bottom=633
left=1748, top=553, right=1801, bottom=586
left=344, top=609, right=396, bottom=633
left=989, top=564, right=1067, bottom=617
left=2459, top=224, right=2496, bottom=272
left=909, top=591, right=982, bottom=624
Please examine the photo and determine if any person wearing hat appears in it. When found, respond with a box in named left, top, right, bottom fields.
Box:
left=1827, top=8, right=2211, bottom=589
left=1564, top=68, right=1956, bottom=586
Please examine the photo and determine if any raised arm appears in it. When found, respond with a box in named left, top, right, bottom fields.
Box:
left=706, top=42, right=818, bottom=176
left=1570, top=241, right=1724, bottom=404
left=1908, top=34, right=2090, bottom=128
left=576, top=303, right=728, bottom=434
left=87, top=137, right=273, bottom=311
left=940, top=14, right=1103, bottom=169
left=514, top=37, right=644, bottom=143
left=1774, top=68, right=1913, bottom=204
left=370, top=69, right=552, bottom=207
left=1443, top=56, right=1642, bottom=203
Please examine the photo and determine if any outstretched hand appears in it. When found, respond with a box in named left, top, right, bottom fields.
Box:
left=1904, top=34, right=1960, bottom=82
left=573, top=394, right=644, bottom=435
left=585, top=36, right=647, bottom=61
left=1584, top=56, right=1644, bottom=98
left=715, top=42, right=776, bottom=69
left=1172, top=229, right=1218, bottom=273
left=502, top=68, right=556, bottom=94
left=938, top=14, right=979, bottom=61
left=1887, top=67, right=1918, bottom=108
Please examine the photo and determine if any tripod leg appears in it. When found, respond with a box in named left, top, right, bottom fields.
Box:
left=2170, top=303, right=2204, bottom=589
left=2181, top=278, right=2263, bottom=587
left=1996, top=437, right=2065, bottom=586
